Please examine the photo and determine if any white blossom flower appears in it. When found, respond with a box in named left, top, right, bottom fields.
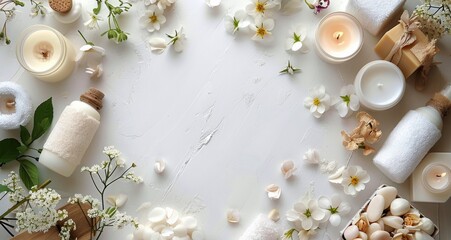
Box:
left=84, top=12, right=103, bottom=30
left=286, top=198, right=325, bottom=230
left=224, top=10, right=250, bottom=34
left=281, top=160, right=297, bottom=179
left=81, top=164, right=102, bottom=173
left=286, top=25, right=308, bottom=53
left=269, top=0, right=282, bottom=10
left=2, top=171, right=25, bottom=203
left=318, top=195, right=350, bottom=226
left=245, top=0, right=275, bottom=18
left=250, top=18, right=275, bottom=41
left=116, top=156, right=126, bottom=168
left=341, top=166, right=370, bottom=196
left=167, top=27, right=186, bottom=52
left=103, top=146, right=121, bottom=159
left=85, top=64, right=103, bottom=80
left=140, top=5, right=166, bottom=33
left=144, top=0, right=157, bottom=6
left=298, top=227, right=317, bottom=240
left=149, top=37, right=167, bottom=54
left=59, top=219, right=75, bottom=240
left=303, top=85, right=331, bottom=118
left=123, top=172, right=144, bottom=183
left=303, top=149, right=320, bottom=164
left=158, top=0, right=176, bottom=10
left=282, top=0, right=303, bottom=15
left=205, top=0, right=221, bottom=7
left=334, top=84, right=360, bottom=118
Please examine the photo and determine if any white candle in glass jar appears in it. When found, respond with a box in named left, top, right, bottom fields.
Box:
left=16, top=25, right=76, bottom=83
left=422, top=163, right=450, bottom=193
left=315, top=12, right=363, bottom=63
left=354, top=60, right=405, bottom=111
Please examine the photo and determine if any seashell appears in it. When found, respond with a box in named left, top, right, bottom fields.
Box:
left=161, top=227, right=175, bottom=239
left=265, top=184, right=282, bottom=200
left=359, top=231, right=368, bottom=240
left=370, top=230, right=391, bottom=240
left=420, top=218, right=435, bottom=235
left=173, top=224, right=188, bottom=237
left=226, top=209, right=240, bottom=223
left=344, top=225, right=359, bottom=240
left=106, top=193, right=128, bottom=208
left=415, top=231, right=435, bottom=240
left=281, top=160, right=297, bottom=179
left=191, top=230, right=205, bottom=240
left=367, top=195, right=385, bottom=222
left=354, top=212, right=369, bottom=232
left=390, top=198, right=410, bottom=216
left=376, top=186, right=398, bottom=209
left=268, top=209, right=280, bottom=222
left=367, top=222, right=382, bottom=236
left=166, top=207, right=180, bottom=225
left=382, top=216, right=404, bottom=229
left=154, top=159, right=166, bottom=174
left=181, top=216, right=198, bottom=230
left=329, top=166, right=346, bottom=184
left=148, top=207, right=166, bottom=223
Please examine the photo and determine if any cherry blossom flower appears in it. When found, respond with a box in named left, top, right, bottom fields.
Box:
left=224, top=10, right=250, bottom=34
left=140, top=5, right=166, bottom=33
left=250, top=18, right=275, bottom=41
left=303, top=85, right=331, bottom=118
left=286, top=198, right=325, bottom=230
left=167, top=27, right=186, bottom=52
left=285, top=25, right=308, bottom=53
left=245, top=0, right=276, bottom=18
left=341, top=166, right=370, bottom=196
left=84, top=12, right=103, bottom=30
left=318, top=194, right=350, bottom=226
left=158, top=0, right=176, bottom=10
left=334, top=84, right=359, bottom=118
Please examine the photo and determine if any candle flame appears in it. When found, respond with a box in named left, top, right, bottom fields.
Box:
left=436, top=172, right=447, bottom=178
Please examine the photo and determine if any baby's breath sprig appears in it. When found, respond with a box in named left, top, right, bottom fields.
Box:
left=0, top=0, right=25, bottom=45
left=94, top=0, right=132, bottom=43
left=414, top=0, right=451, bottom=39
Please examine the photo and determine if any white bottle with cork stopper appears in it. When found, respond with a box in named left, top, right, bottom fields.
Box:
left=374, top=85, right=451, bottom=183
left=40, top=88, right=104, bottom=177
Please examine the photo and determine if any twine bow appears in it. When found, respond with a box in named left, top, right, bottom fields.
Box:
left=415, top=39, right=440, bottom=91
left=385, top=10, right=420, bottom=64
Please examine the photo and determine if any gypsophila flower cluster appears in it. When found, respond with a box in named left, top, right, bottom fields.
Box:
left=58, top=219, right=76, bottom=240
left=413, top=0, right=451, bottom=39
left=64, top=146, right=142, bottom=239
left=2, top=171, right=25, bottom=203
left=15, top=187, right=67, bottom=233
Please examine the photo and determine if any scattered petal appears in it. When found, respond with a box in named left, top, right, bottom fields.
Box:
left=266, top=184, right=282, bottom=200
left=205, top=0, right=221, bottom=7
left=303, top=149, right=321, bottom=164
left=149, top=37, right=167, bottom=54
left=226, top=209, right=240, bottom=223
left=281, top=160, right=297, bottom=179
left=154, top=158, right=166, bottom=174
left=106, top=193, right=128, bottom=208
left=268, top=209, right=280, bottom=222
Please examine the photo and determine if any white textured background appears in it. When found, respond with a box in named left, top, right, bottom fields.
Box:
left=1, top=0, right=451, bottom=239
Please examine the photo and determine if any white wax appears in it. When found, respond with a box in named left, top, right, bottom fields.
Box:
left=316, top=12, right=363, bottom=60
left=423, top=164, right=450, bottom=193
left=53, top=0, right=82, bottom=24
left=355, top=60, right=405, bottom=110
left=23, top=30, right=63, bottom=72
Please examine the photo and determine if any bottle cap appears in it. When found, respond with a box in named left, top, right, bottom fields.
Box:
left=80, top=88, right=104, bottom=111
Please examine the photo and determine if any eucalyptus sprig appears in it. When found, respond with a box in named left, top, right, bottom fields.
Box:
left=94, top=0, right=131, bottom=43
left=0, top=0, right=24, bottom=45
left=0, top=98, right=53, bottom=189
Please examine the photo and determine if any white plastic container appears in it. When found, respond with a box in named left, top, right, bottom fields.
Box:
left=40, top=88, right=104, bottom=177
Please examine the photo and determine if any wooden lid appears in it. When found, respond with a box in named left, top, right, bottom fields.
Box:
left=80, top=88, right=104, bottom=111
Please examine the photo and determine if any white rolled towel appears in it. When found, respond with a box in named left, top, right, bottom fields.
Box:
left=374, top=110, right=441, bottom=183
left=0, top=82, right=32, bottom=130
left=347, top=0, right=405, bottom=36
left=239, top=214, right=280, bottom=240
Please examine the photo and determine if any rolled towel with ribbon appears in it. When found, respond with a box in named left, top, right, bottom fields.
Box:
left=0, top=82, right=32, bottom=130
left=239, top=214, right=280, bottom=240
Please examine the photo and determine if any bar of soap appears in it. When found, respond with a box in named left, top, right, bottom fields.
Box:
left=374, top=24, right=430, bottom=78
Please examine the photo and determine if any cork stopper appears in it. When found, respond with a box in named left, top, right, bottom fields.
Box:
left=49, top=0, right=73, bottom=13
left=80, top=88, right=104, bottom=111
left=427, top=93, right=451, bottom=119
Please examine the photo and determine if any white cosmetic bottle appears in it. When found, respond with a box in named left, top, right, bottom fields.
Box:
left=374, top=85, right=451, bottom=183
left=40, top=88, right=104, bottom=177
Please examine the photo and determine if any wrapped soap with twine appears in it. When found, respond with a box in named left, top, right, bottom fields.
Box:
left=374, top=10, right=438, bottom=90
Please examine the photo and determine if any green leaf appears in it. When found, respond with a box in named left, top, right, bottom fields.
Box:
left=32, top=98, right=53, bottom=141
left=0, top=138, right=21, bottom=164
left=20, top=125, right=32, bottom=146
left=0, top=184, right=12, bottom=194
left=17, top=145, right=28, bottom=154
left=18, top=159, right=39, bottom=190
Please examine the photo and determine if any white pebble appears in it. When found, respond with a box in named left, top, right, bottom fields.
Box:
left=367, top=195, right=385, bottom=222
left=376, top=186, right=398, bottom=209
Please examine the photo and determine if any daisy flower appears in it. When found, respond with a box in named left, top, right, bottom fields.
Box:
left=341, top=166, right=370, bottom=196
left=303, top=85, right=331, bottom=118
left=245, top=0, right=275, bottom=18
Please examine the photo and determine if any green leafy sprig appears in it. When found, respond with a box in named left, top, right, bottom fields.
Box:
left=95, top=0, right=131, bottom=43
left=0, top=0, right=24, bottom=45
left=0, top=98, right=53, bottom=189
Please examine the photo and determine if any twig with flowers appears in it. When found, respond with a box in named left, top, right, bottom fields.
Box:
left=64, top=146, right=142, bottom=240
left=341, top=112, right=382, bottom=156
left=414, top=0, right=451, bottom=40
left=0, top=172, right=67, bottom=237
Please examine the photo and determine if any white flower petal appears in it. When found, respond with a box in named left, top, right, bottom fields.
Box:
left=205, top=0, right=221, bottom=7
left=281, top=160, right=296, bottom=179
left=106, top=193, right=128, bottom=208
left=154, top=158, right=166, bottom=174
left=291, top=41, right=303, bottom=51
left=318, top=196, right=331, bottom=209
left=329, top=214, right=341, bottom=226
left=226, top=209, right=240, bottom=223
left=265, top=184, right=281, bottom=200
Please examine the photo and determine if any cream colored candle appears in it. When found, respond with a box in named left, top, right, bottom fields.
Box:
left=16, top=25, right=76, bottom=82
left=315, top=12, right=363, bottom=63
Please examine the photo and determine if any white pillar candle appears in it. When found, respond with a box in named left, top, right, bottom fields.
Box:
left=354, top=60, right=405, bottom=111
left=422, top=163, right=450, bottom=193
left=16, top=25, right=76, bottom=83
left=315, top=12, right=363, bottom=63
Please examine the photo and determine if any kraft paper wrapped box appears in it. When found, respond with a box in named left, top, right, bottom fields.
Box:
left=12, top=203, right=94, bottom=240
left=374, top=12, right=438, bottom=79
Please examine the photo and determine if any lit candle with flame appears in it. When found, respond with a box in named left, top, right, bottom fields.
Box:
left=315, top=12, right=363, bottom=63
left=422, top=163, right=450, bottom=193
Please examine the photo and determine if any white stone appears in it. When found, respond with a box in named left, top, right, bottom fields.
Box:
left=344, top=225, right=359, bottom=240
left=382, top=216, right=404, bottom=229
left=376, top=186, right=398, bottom=209
left=370, top=230, right=391, bottom=240
left=390, top=198, right=410, bottom=216
left=367, top=195, right=385, bottom=222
